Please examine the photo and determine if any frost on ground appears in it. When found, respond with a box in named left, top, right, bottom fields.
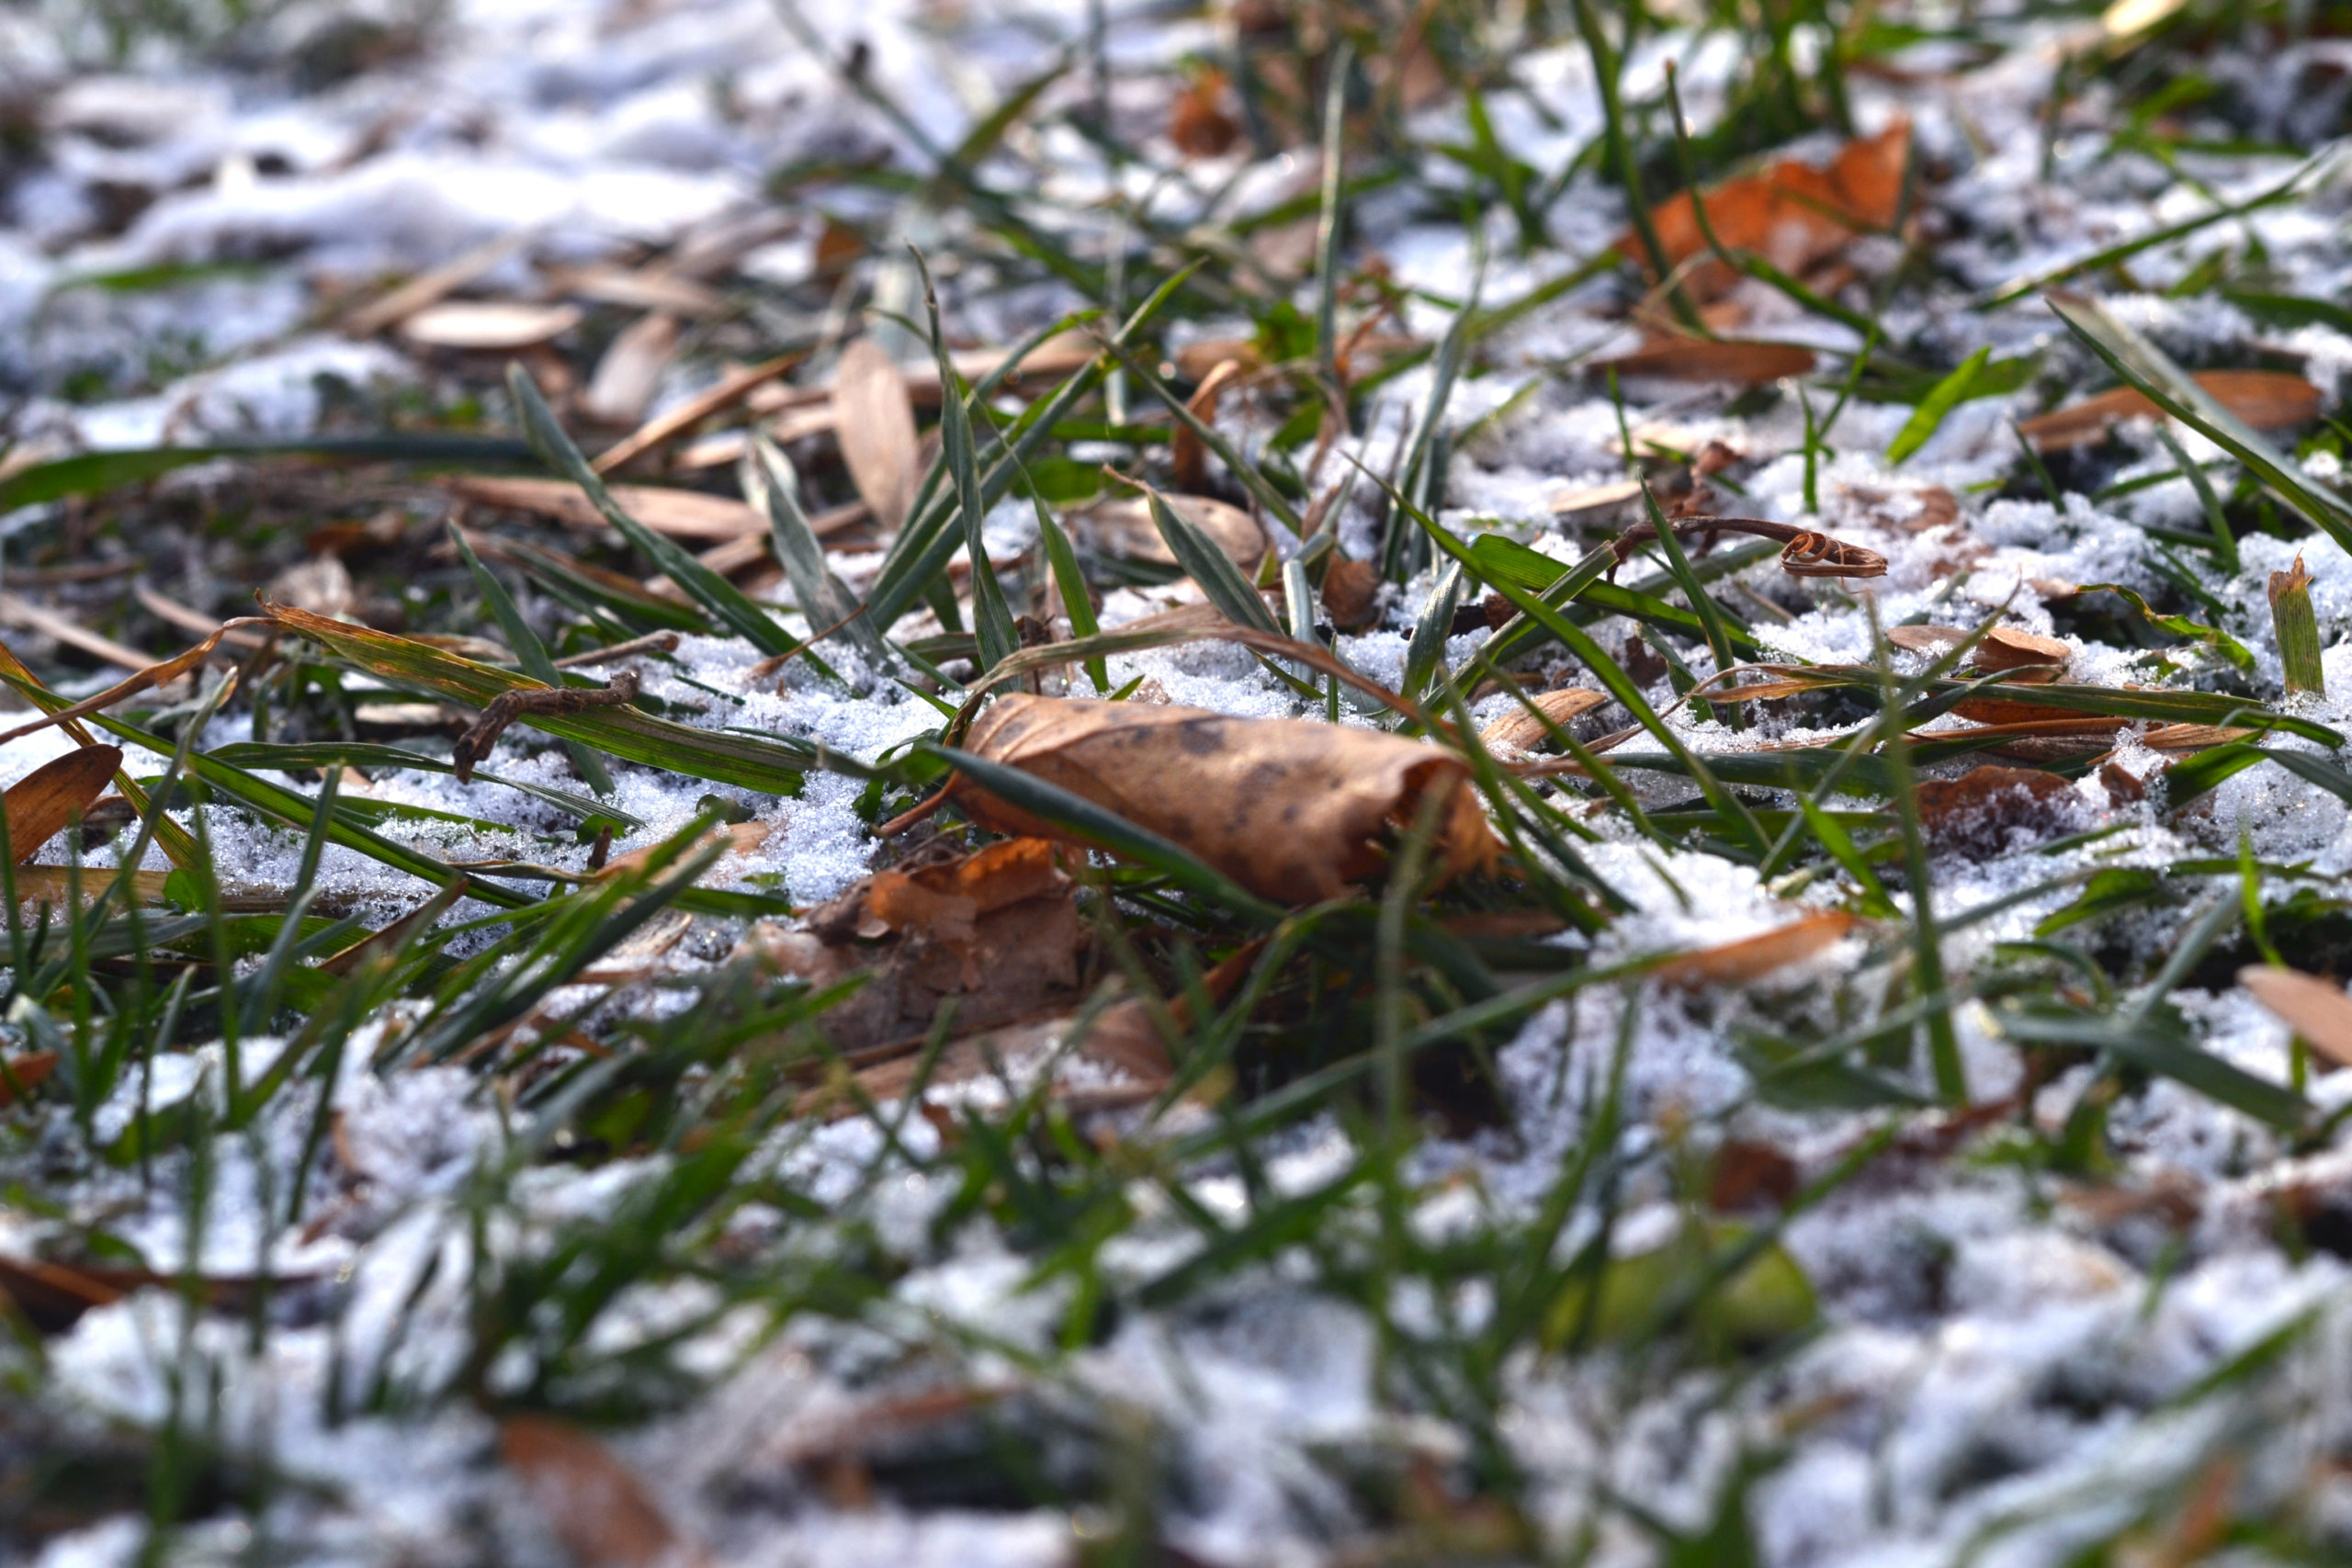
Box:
left=8, top=1, right=2352, bottom=1565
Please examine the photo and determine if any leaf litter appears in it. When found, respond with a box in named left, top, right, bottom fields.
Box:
left=9, top=4, right=2352, bottom=1568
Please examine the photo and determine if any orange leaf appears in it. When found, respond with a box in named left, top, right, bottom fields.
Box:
left=499, top=1416, right=684, bottom=1568
left=2241, top=966, right=2352, bottom=1068
left=1600, top=338, right=1816, bottom=384
left=1634, top=119, right=1911, bottom=290
left=1655, top=911, right=1855, bottom=987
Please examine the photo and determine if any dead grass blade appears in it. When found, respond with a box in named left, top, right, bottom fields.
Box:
left=593, top=351, right=801, bottom=474
left=446, top=475, right=766, bottom=541
left=0, top=620, right=269, bottom=748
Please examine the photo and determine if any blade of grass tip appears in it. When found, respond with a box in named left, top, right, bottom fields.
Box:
left=910, top=249, right=1020, bottom=672
left=2151, top=421, right=2239, bottom=572
left=1314, top=40, right=1354, bottom=390
left=1367, top=460, right=1769, bottom=853
left=450, top=525, right=616, bottom=798
left=2045, top=291, right=2352, bottom=553
left=1886, top=346, right=1991, bottom=466
left=745, top=434, right=897, bottom=674
left=1868, top=604, right=1966, bottom=1103
left=1281, top=557, right=1329, bottom=707
left=1033, top=494, right=1107, bottom=694
left=915, top=740, right=1283, bottom=924
left=1144, top=485, right=1282, bottom=637
left=1385, top=236, right=1484, bottom=581
left=1401, top=558, right=1464, bottom=709
left=506, top=365, right=796, bottom=657
left=2011, top=417, right=2062, bottom=502
left=1638, top=481, right=1743, bottom=732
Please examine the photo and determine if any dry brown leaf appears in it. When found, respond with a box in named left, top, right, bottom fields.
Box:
left=1915, top=764, right=2085, bottom=852
left=1635, top=119, right=1911, bottom=293
left=445, top=475, right=763, bottom=540
left=340, top=230, right=535, bottom=337
left=0, top=1051, right=56, bottom=1107
left=831, top=336, right=922, bottom=532
left=2018, top=369, right=2324, bottom=451
left=1170, top=357, right=1246, bottom=491
left=1319, top=554, right=1382, bottom=631
left=581, top=311, right=682, bottom=426
left=1549, top=479, right=1646, bottom=526
left=1976, top=627, right=2072, bottom=671
left=4, top=745, right=122, bottom=864
left=1600, top=338, right=1817, bottom=384
left=1074, top=493, right=1267, bottom=571
left=1655, top=911, right=1855, bottom=987
left=1479, top=688, right=1608, bottom=754
left=1170, top=68, right=1241, bottom=157
left=2240, top=966, right=2352, bottom=1068
left=499, top=1416, right=684, bottom=1568
left=397, top=300, right=582, bottom=350
left=945, top=694, right=1499, bottom=904
left=753, top=838, right=1085, bottom=1055
left=1173, top=338, right=1266, bottom=381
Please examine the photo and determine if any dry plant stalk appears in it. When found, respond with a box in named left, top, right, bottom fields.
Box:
left=453, top=670, right=641, bottom=782
left=943, top=694, right=1499, bottom=904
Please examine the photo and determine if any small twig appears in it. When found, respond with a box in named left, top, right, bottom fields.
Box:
left=551, top=631, right=681, bottom=670
left=1611, top=516, right=1888, bottom=580
left=453, top=670, right=639, bottom=783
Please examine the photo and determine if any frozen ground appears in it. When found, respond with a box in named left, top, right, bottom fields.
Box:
left=7, top=1, right=2352, bottom=1565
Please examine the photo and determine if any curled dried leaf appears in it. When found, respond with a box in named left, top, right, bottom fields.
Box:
left=4, top=745, right=122, bottom=865
left=1479, top=688, right=1608, bottom=755
left=947, top=694, right=1500, bottom=904
left=2018, top=369, right=2322, bottom=451
left=1655, top=911, right=1855, bottom=987
left=2240, top=966, right=2352, bottom=1068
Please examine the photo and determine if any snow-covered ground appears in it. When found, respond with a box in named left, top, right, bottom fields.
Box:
left=10, top=2, right=2352, bottom=1565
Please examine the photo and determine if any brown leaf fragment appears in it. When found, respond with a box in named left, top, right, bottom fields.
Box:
left=1173, top=339, right=1266, bottom=382
left=831, top=336, right=922, bottom=532
left=4, top=746, right=122, bottom=864
left=1319, top=554, right=1382, bottom=631
left=2018, top=369, right=2324, bottom=451
left=1915, top=764, right=2084, bottom=852
left=946, top=694, right=1499, bottom=905
left=0, top=1257, right=127, bottom=1334
left=1478, top=688, right=1607, bottom=755
left=1170, top=68, right=1241, bottom=157
left=1170, top=357, right=1245, bottom=491
left=1074, top=494, right=1267, bottom=571
left=1975, top=626, right=2072, bottom=671
left=1599, top=338, right=1816, bottom=384
left=499, top=1416, right=684, bottom=1568
left=2240, top=966, right=2352, bottom=1069
left=1710, top=1139, right=1800, bottom=1213
left=0, top=1051, right=56, bottom=1107
left=1655, top=911, right=1855, bottom=987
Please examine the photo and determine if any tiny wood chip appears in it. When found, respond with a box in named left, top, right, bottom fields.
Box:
left=945, top=694, right=1499, bottom=904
